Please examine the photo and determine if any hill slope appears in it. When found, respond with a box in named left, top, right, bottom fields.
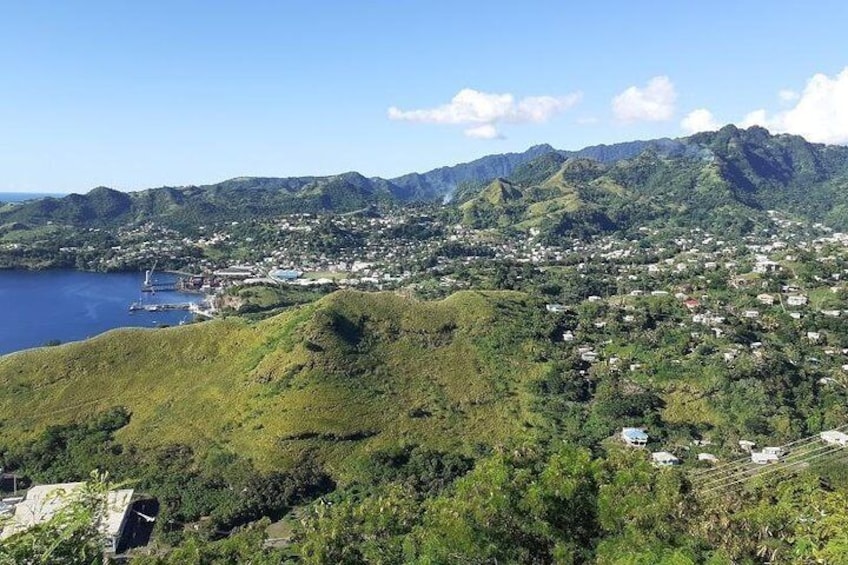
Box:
left=459, top=125, right=848, bottom=237
left=3, top=126, right=848, bottom=233
left=0, top=290, right=549, bottom=478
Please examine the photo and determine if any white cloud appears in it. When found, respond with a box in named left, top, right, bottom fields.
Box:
left=612, top=76, right=677, bottom=122
left=740, top=109, right=769, bottom=129
left=737, top=68, right=848, bottom=144
left=681, top=108, right=721, bottom=134
left=778, top=89, right=799, bottom=103
left=388, top=88, right=581, bottom=139
left=464, top=124, right=502, bottom=139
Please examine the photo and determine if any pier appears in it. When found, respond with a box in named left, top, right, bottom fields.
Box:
left=129, top=302, right=193, bottom=313
left=141, top=282, right=178, bottom=293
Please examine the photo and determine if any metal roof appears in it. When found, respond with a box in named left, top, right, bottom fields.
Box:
left=622, top=427, right=649, bottom=440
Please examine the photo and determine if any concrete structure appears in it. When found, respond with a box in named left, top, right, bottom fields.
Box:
left=787, top=295, right=808, bottom=306
left=0, top=483, right=134, bottom=553
left=821, top=430, right=848, bottom=447
left=651, top=451, right=680, bottom=467
left=212, top=265, right=255, bottom=279
left=739, top=440, right=756, bottom=452
left=621, top=427, right=648, bottom=447
left=697, top=453, right=718, bottom=463
left=751, top=451, right=780, bottom=465
left=581, top=351, right=599, bottom=362
left=271, top=269, right=302, bottom=281
left=756, top=293, right=775, bottom=305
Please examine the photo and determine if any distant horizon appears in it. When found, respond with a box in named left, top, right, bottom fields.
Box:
left=0, top=191, right=68, bottom=199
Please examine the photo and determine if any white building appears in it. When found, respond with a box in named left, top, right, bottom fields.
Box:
left=787, top=295, right=808, bottom=307
left=751, top=451, right=780, bottom=465
left=651, top=451, right=680, bottom=467
left=739, top=440, right=756, bottom=452
left=0, top=483, right=134, bottom=553
left=757, top=294, right=775, bottom=306
left=821, top=430, right=848, bottom=446
left=621, top=427, right=648, bottom=447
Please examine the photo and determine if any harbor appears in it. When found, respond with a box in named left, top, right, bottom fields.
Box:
left=133, top=264, right=218, bottom=319
left=0, top=270, right=208, bottom=355
left=129, top=302, right=192, bottom=312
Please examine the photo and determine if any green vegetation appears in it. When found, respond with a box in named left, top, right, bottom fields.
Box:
left=0, top=278, right=847, bottom=560
left=458, top=126, right=848, bottom=242
left=5, top=127, right=848, bottom=561
left=221, top=284, right=332, bottom=318
left=0, top=291, right=551, bottom=477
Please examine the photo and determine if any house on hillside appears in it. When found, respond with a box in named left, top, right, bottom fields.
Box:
left=739, top=440, right=756, bottom=452
left=787, top=295, right=808, bottom=307
left=0, top=483, right=135, bottom=553
left=756, top=293, right=775, bottom=305
left=581, top=350, right=599, bottom=362
left=751, top=451, right=780, bottom=464
left=651, top=451, right=680, bottom=467
left=753, top=259, right=781, bottom=274
left=697, top=453, right=718, bottom=463
left=821, top=430, right=848, bottom=446
left=621, top=427, right=648, bottom=447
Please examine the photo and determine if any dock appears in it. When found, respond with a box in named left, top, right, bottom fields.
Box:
left=141, top=283, right=178, bottom=293
left=129, top=302, right=193, bottom=313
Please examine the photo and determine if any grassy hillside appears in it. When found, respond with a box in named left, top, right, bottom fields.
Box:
left=0, top=290, right=548, bottom=480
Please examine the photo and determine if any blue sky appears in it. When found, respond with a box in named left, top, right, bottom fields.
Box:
left=2, top=1, right=847, bottom=193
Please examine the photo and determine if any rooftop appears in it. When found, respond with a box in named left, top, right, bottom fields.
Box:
left=0, top=482, right=134, bottom=543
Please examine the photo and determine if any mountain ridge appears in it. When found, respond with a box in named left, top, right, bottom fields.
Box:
left=3, top=127, right=848, bottom=232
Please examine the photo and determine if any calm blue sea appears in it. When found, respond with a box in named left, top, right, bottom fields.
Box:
left=0, top=192, right=65, bottom=203
left=0, top=270, right=202, bottom=356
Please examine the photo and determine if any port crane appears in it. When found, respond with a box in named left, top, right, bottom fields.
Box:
left=142, top=260, right=158, bottom=291
left=141, top=260, right=177, bottom=292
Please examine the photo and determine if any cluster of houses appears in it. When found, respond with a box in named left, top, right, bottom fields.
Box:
left=619, top=427, right=848, bottom=469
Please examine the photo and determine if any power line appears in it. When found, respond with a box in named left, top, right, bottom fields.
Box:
left=698, top=439, right=844, bottom=490
left=690, top=424, right=848, bottom=480
left=699, top=443, right=845, bottom=495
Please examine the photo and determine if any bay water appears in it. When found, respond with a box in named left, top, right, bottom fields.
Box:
left=0, top=270, right=202, bottom=356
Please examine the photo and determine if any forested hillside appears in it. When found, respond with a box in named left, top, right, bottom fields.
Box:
left=4, top=126, right=847, bottom=238
left=1, top=283, right=848, bottom=561
left=460, top=126, right=848, bottom=240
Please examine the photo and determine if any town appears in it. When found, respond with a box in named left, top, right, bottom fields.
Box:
left=4, top=204, right=848, bottom=558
